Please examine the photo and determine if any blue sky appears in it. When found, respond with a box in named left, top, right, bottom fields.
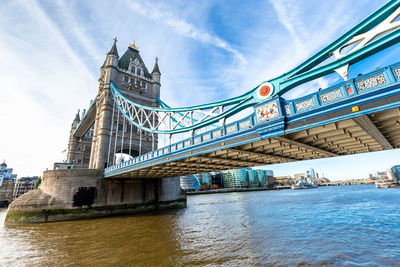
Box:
left=1, top=0, right=400, bottom=180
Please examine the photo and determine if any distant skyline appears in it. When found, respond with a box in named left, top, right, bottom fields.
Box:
left=1, top=0, right=400, bottom=179
left=262, top=149, right=400, bottom=181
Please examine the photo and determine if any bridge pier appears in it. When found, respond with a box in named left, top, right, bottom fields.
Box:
left=5, top=169, right=186, bottom=224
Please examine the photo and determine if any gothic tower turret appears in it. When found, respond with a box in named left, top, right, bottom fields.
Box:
left=103, top=37, right=119, bottom=84
left=151, top=57, right=161, bottom=99
left=66, top=110, right=81, bottom=164
left=88, top=39, right=161, bottom=169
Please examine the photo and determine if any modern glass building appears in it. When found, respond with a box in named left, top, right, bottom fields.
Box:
left=180, top=174, right=200, bottom=190
left=387, top=165, right=400, bottom=180
left=308, top=168, right=317, bottom=179
left=248, top=169, right=259, bottom=187
left=222, top=168, right=249, bottom=188
left=212, top=173, right=223, bottom=188
left=198, top=173, right=212, bottom=187
left=256, top=169, right=267, bottom=187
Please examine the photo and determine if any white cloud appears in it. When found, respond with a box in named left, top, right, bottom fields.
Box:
left=0, top=0, right=97, bottom=176
left=126, top=0, right=246, bottom=64
left=51, top=0, right=104, bottom=64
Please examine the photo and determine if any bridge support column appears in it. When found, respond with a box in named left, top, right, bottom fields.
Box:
left=90, top=87, right=114, bottom=169
left=5, top=169, right=186, bottom=224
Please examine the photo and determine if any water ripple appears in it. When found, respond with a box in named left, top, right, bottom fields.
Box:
left=1, top=185, right=400, bottom=266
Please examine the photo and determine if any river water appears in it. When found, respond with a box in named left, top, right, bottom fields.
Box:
left=1, top=185, right=400, bottom=266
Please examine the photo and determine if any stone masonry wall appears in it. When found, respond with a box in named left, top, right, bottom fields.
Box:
left=6, top=169, right=186, bottom=224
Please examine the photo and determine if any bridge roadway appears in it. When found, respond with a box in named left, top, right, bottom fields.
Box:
left=104, top=62, right=400, bottom=178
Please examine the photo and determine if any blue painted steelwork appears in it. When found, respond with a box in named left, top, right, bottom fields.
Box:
left=104, top=61, right=400, bottom=177
left=108, top=1, right=400, bottom=135
left=156, top=97, right=220, bottom=129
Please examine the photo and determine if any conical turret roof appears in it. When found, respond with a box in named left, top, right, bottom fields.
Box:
left=107, top=38, right=119, bottom=57
left=152, top=57, right=161, bottom=74
left=74, top=110, right=80, bottom=122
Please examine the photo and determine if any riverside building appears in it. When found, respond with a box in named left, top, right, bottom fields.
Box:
left=0, top=161, right=17, bottom=206
left=13, top=176, right=39, bottom=200
left=221, top=168, right=272, bottom=188
left=180, top=174, right=200, bottom=191
left=198, top=173, right=212, bottom=189
left=386, top=165, right=400, bottom=180
left=248, top=169, right=259, bottom=187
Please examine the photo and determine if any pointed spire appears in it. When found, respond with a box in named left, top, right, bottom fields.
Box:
left=152, top=57, right=160, bottom=74
left=107, top=37, right=119, bottom=57
left=74, top=109, right=80, bottom=122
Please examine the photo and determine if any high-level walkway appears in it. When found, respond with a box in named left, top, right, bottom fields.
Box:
left=104, top=62, right=400, bottom=178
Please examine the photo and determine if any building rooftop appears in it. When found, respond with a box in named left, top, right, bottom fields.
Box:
left=118, top=47, right=152, bottom=79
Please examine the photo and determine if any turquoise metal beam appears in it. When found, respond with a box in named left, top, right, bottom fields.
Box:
left=282, top=0, right=400, bottom=78
left=109, top=0, right=400, bottom=135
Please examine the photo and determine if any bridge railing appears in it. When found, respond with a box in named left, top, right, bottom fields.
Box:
left=283, top=63, right=400, bottom=115
left=104, top=61, right=400, bottom=175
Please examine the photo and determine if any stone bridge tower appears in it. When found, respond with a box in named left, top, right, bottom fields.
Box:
left=66, top=39, right=161, bottom=169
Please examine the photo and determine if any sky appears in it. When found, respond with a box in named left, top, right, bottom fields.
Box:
left=0, top=0, right=400, bottom=180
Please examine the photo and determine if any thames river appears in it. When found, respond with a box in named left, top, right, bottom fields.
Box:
left=1, top=185, right=400, bottom=266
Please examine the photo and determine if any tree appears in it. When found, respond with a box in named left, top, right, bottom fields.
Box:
left=34, top=177, right=42, bottom=189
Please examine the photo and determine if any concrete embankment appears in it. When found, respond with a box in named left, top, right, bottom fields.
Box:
left=5, top=169, right=186, bottom=224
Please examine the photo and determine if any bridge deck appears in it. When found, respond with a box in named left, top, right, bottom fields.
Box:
left=104, top=62, right=400, bottom=178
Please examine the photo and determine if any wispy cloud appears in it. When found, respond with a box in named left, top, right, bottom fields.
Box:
left=126, top=1, right=246, bottom=63
left=51, top=0, right=104, bottom=64
left=0, top=0, right=97, bottom=175
left=269, top=0, right=308, bottom=59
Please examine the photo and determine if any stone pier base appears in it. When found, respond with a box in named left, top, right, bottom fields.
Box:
left=5, top=169, right=186, bottom=224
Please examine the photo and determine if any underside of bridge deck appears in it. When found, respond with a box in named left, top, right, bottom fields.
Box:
left=112, top=106, right=400, bottom=178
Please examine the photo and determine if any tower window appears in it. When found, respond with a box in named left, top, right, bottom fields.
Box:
left=137, top=68, right=141, bottom=76
left=131, top=66, right=135, bottom=73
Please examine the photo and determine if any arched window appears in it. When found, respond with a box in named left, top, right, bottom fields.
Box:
left=136, top=68, right=141, bottom=76
left=131, top=66, right=135, bottom=73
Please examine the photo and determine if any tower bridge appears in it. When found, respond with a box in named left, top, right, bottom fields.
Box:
left=68, top=0, right=400, bottom=179
left=67, top=39, right=161, bottom=170
left=7, top=0, right=400, bottom=224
